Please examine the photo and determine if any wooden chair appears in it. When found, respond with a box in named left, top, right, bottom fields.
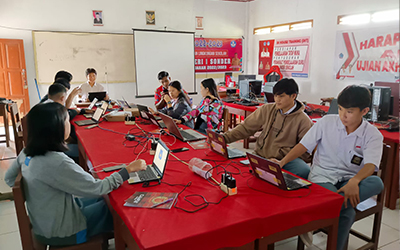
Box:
left=12, top=171, right=109, bottom=250
left=222, top=108, right=231, bottom=132
left=21, top=116, right=28, bottom=146
left=9, top=102, right=25, bottom=155
left=297, top=143, right=391, bottom=250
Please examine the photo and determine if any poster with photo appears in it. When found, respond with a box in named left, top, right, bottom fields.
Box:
left=93, top=10, right=103, bottom=26
left=196, top=16, right=203, bottom=30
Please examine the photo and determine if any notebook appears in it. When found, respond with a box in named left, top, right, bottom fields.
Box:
left=206, top=129, right=246, bottom=159
left=128, top=141, right=170, bottom=184
left=158, top=112, right=206, bottom=142
left=246, top=152, right=311, bottom=191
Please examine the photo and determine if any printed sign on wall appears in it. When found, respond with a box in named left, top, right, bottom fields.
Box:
left=195, top=38, right=242, bottom=73
left=259, top=37, right=310, bottom=78
left=334, top=27, right=399, bottom=82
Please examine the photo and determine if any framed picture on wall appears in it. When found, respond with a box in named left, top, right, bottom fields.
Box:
left=93, top=10, right=103, bottom=26
left=146, top=11, right=155, bottom=25
left=196, top=16, right=203, bottom=30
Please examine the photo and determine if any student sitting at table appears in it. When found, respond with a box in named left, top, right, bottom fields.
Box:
left=5, top=102, right=146, bottom=247
left=272, top=85, right=384, bottom=250
left=79, top=68, right=109, bottom=102
left=222, top=78, right=313, bottom=179
left=40, top=71, right=81, bottom=109
left=154, top=71, right=190, bottom=110
left=150, top=80, right=194, bottom=129
left=175, top=78, right=223, bottom=134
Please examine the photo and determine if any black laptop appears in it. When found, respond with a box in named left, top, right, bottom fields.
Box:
left=88, top=91, right=106, bottom=102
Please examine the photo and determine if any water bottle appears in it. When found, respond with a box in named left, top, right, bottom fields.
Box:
left=188, top=158, right=213, bottom=179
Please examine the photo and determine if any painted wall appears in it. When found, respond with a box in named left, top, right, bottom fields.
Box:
left=247, top=0, right=399, bottom=104
left=0, top=0, right=247, bottom=108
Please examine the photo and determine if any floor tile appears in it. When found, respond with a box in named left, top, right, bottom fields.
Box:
left=0, top=213, right=19, bottom=235
left=380, top=240, right=400, bottom=250
left=0, top=200, right=16, bottom=216
left=0, top=231, right=22, bottom=250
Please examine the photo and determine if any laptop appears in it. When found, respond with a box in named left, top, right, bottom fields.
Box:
left=83, top=98, right=98, bottom=118
left=74, top=107, right=104, bottom=126
left=246, top=152, right=311, bottom=191
left=146, top=111, right=166, bottom=128
left=121, top=96, right=132, bottom=108
left=88, top=91, right=106, bottom=102
left=128, top=141, right=170, bottom=184
left=327, top=99, right=338, bottom=115
left=158, top=113, right=206, bottom=142
left=206, top=129, right=246, bottom=159
left=137, top=104, right=162, bottom=121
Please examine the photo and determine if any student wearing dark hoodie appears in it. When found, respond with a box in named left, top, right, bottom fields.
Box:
left=223, top=78, right=313, bottom=179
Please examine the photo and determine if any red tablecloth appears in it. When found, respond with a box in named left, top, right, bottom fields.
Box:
left=74, top=116, right=343, bottom=250
left=222, top=101, right=260, bottom=112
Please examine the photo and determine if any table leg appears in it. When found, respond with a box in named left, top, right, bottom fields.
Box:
left=3, top=106, right=10, bottom=147
left=388, top=143, right=399, bottom=209
left=113, top=214, right=127, bottom=250
left=326, top=217, right=339, bottom=250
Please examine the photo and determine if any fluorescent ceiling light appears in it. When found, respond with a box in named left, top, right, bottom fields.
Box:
left=290, top=22, right=312, bottom=30
left=272, top=25, right=289, bottom=33
left=372, top=9, right=399, bottom=22
left=255, top=28, right=271, bottom=35
left=340, top=14, right=370, bottom=25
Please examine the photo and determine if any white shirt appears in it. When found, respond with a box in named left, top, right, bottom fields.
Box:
left=280, top=102, right=297, bottom=115
left=300, top=115, right=383, bottom=184
left=80, top=82, right=105, bottom=100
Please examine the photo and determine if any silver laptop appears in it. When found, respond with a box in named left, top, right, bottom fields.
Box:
left=158, top=113, right=206, bottom=142
left=75, top=107, right=104, bottom=126
left=128, top=141, right=170, bottom=184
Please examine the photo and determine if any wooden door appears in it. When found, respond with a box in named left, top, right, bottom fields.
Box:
left=0, top=39, right=30, bottom=117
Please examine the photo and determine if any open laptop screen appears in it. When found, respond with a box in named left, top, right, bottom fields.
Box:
left=153, top=142, right=169, bottom=176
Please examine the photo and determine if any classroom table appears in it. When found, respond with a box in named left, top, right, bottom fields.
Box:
left=74, top=115, right=343, bottom=250
left=223, top=101, right=400, bottom=210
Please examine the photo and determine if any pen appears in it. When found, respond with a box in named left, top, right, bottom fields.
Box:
left=151, top=198, right=174, bottom=208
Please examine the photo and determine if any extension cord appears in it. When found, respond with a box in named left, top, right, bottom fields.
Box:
left=220, top=183, right=237, bottom=196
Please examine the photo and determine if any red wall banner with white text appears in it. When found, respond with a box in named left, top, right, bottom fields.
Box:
left=259, top=37, right=310, bottom=78
left=334, top=27, right=399, bottom=82
left=195, top=38, right=242, bottom=73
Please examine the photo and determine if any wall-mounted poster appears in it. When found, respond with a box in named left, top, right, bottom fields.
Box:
left=334, top=27, right=399, bottom=82
left=146, top=11, right=155, bottom=25
left=259, top=37, right=311, bottom=78
left=196, top=16, right=203, bottom=30
left=195, top=38, right=242, bottom=73
left=93, top=10, right=103, bottom=26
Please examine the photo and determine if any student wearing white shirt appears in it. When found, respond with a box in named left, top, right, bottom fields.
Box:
left=273, top=85, right=384, bottom=250
left=79, top=68, right=109, bottom=101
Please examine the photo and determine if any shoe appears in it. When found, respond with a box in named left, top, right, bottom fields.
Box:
left=300, top=231, right=313, bottom=247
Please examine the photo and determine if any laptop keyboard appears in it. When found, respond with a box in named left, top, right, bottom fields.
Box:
left=137, top=168, right=157, bottom=181
left=180, top=130, right=204, bottom=141
left=227, top=148, right=245, bottom=158
left=283, top=173, right=304, bottom=190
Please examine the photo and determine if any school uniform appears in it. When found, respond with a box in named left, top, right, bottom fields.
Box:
left=80, top=82, right=105, bottom=100
left=300, top=115, right=384, bottom=250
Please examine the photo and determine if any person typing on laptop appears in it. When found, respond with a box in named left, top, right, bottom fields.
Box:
left=5, top=102, right=146, bottom=247
left=271, top=85, right=384, bottom=250
left=149, top=80, right=194, bottom=129
left=79, top=68, right=109, bottom=102
left=222, top=78, right=313, bottom=179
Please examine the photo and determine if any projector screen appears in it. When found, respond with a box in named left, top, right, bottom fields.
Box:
left=133, top=29, right=195, bottom=97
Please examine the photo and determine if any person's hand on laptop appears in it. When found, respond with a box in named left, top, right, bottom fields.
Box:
left=148, top=107, right=159, bottom=115
left=174, top=119, right=182, bottom=124
left=126, top=159, right=147, bottom=173
left=268, top=158, right=283, bottom=168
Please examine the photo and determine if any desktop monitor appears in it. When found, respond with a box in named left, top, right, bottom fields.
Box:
left=238, top=74, right=256, bottom=82
left=263, top=81, right=277, bottom=103
left=249, top=80, right=262, bottom=97
left=375, top=81, right=399, bottom=117
left=239, top=80, right=250, bottom=100
left=366, top=86, right=391, bottom=121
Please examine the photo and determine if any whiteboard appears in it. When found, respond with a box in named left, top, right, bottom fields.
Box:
left=133, top=29, right=195, bottom=97
left=33, top=31, right=135, bottom=84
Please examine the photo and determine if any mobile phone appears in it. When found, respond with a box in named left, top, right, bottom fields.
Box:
left=171, top=147, right=189, bottom=153
left=103, top=164, right=126, bottom=172
left=240, top=159, right=250, bottom=165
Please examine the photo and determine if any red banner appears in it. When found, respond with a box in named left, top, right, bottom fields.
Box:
left=195, top=38, right=242, bottom=73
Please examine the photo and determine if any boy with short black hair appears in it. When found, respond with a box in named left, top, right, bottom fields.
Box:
left=274, top=85, right=384, bottom=250
left=155, top=71, right=190, bottom=110
left=45, top=83, right=68, bottom=105
left=79, top=68, right=109, bottom=101
left=223, top=78, right=313, bottom=179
